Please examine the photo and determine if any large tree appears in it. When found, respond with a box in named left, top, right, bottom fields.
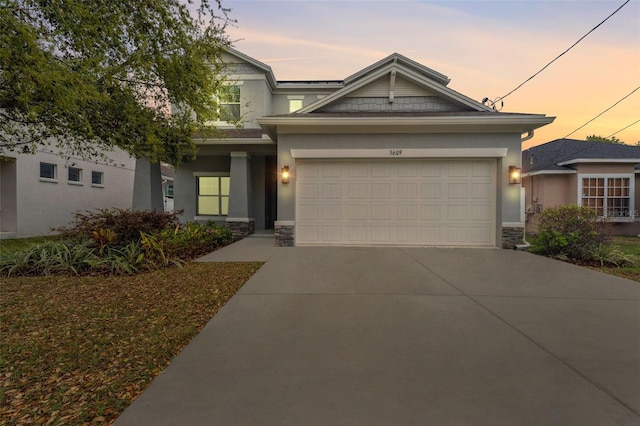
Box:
left=0, top=0, right=232, bottom=164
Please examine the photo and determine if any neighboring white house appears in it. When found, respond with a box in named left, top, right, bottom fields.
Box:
left=0, top=147, right=135, bottom=238
left=161, top=163, right=175, bottom=213
left=170, top=47, right=554, bottom=248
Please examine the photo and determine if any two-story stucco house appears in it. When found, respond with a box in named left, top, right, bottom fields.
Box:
left=173, top=48, right=554, bottom=248
left=0, top=148, right=135, bottom=238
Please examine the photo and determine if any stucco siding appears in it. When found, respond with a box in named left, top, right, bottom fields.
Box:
left=11, top=149, right=135, bottom=237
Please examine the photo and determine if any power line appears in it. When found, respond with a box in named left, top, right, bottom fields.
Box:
left=495, top=0, right=630, bottom=105
left=607, top=118, right=640, bottom=138
left=563, top=86, right=640, bottom=138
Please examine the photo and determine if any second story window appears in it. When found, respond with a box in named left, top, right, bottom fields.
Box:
left=218, top=85, right=241, bottom=122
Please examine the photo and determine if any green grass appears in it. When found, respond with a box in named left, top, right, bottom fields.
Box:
left=602, top=236, right=640, bottom=282
left=0, top=262, right=262, bottom=425
left=0, top=235, right=60, bottom=255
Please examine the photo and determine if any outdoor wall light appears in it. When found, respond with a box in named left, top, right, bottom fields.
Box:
left=509, top=166, right=521, bottom=185
left=281, top=166, right=290, bottom=184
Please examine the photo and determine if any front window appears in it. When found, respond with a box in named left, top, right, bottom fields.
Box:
left=197, top=176, right=230, bottom=215
left=218, top=85, right=241, bottom=122
left=580, top=175, right=633, bottom=220
left=165, top=183, right=174, bottom=198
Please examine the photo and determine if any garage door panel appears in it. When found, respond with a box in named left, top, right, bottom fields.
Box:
left=371, top=183, right=390, bottom=198
left=348, top=205, right=367, bottom=220
left=421, top=205, right=442, bottom=221
left=298, top=204, right=319, bottom=220
left=348, top=183, right=368, bottom=199
left=447, top=183, right=469, bottom=199
left=371, top=205, right=391, bottom=220
left=296, top=160, right=495, bottom=246
left=398, top=205, right=418, bottom=220
left=398, top=183, right=418, bottom=199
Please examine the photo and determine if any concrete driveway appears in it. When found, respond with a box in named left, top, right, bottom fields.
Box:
left=116, top=241, right=640, bottom=426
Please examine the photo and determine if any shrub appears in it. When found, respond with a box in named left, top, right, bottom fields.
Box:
left=530, top=205, right=611, bottom=261
left=54, top=208, right=182, bottom=248
left=159, top=221, right=233, bottom=260
left=0, top=240, right=98, bottom=276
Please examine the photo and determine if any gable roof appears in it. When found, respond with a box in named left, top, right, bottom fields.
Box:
left=223, top=47, right=278, bottom=89
left=344, top=52, right=450, bottom=86
left=523, top=138, right=640, bottom=174
left=297, top=53, right=494, bottom=114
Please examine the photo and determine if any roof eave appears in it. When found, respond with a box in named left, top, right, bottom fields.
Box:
left=556, top=158, right=640, bottom=166
left=258, top=114, right=555, bottom=142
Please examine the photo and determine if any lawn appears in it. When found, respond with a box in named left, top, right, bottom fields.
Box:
left=598, top=236, right=640, bottom=282
left=0, top=235, right=60, bottom=254
left=0, top=261, right=262, bottom=425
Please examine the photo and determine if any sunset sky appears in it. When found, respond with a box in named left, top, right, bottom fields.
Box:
left=222, top=0, right=640, bottom=148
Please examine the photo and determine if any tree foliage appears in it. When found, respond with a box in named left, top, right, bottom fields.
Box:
left=585, top=134, right=624, bottom=144
left=0, top=0, right=233, bottom=164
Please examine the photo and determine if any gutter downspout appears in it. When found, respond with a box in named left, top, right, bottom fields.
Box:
left=517, top=130, right=535, bottom=250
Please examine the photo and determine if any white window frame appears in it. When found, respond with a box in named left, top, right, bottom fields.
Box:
left=193, top=172, right=230, bottom=218
left=210, top=82, right=243, bottom=127
left=91, top=171, right=104, bottom=187
left=68, top=166, right=83, bottom=185
left=287, top=95, right=305, bottom=113
left=578, top=174, right=635, bottom=222
left=39, top=162, right=57, bottom=182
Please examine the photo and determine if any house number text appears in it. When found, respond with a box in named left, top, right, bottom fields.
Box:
left=389, top=149, right=403, bottom=156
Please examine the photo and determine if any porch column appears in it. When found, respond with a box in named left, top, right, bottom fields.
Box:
left=227, top=152, right=254, bottom=237
left=132, top=158, right=164, bottom=212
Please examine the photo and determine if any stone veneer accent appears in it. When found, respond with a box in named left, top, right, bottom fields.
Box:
left=502, top=226, right=525, bottom=249
left=226, top=219, right=255, bottom=238
left=274, top=222, right=295, bottom=247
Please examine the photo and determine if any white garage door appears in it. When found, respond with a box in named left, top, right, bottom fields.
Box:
left=296, top=159, right=496, bottom=246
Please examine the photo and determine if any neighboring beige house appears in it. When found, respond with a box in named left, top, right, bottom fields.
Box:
left=170, top=47, right=554, bottom=248
left=0, top=148, right=135, bottom=238
left=522, top=138, right=640, bottom=236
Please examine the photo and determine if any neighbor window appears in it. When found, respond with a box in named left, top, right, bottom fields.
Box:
left=218, top=85, right=241, bottom=122
left=91, top=171, right=104, bottom=185
left=580, top=175, right=633, bottom=220
left=197, top=176, right=230, bottom=215
left=40, top=162, right=57, bottom=180
left=68, top=166, right=82, bottom=183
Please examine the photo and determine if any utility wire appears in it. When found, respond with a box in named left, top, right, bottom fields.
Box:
left=563, top=86, right=640, bottom=138
left=497, top=0, right=630, bottom=103
left=607, top=118, right=640, bottom=138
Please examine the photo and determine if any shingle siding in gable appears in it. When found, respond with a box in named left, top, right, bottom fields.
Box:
left=317, top=96, right=466, bottom=113
left=226, top=62, right=265, bottom=75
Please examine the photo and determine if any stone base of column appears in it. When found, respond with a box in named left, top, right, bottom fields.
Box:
left=226, top=218, right=255, bottom=238
left=274, top=221, right=295, bottom=247
left=502, top=226, right=525, bottom=249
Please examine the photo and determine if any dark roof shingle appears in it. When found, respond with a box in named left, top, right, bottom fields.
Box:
left=523, top=138, right=640, bottom=173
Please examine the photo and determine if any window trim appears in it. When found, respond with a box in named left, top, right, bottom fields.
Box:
left=39, top=162, right=58, bottom=183
left=68, top=166, right=83, bottom=185
left=287, top=95, right=305, bottom=113
left=577, top=173, right=635, bottom=222
left=212, top=82, right=243, bottom=126
left=194, top=172, right=230, bottom=217
left=91, top=171, right=104, bottom=187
